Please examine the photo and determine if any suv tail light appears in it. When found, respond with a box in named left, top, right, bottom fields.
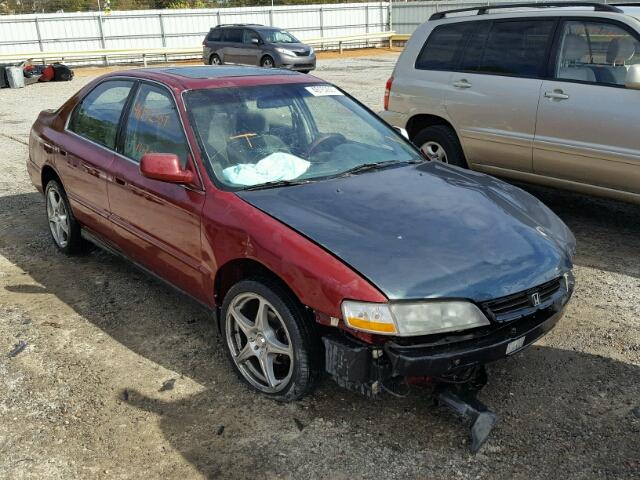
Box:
left=384, top=77, right=393, bottom=111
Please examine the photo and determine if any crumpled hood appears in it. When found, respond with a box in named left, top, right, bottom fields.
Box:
left=237, top=162, right=575, bottom=301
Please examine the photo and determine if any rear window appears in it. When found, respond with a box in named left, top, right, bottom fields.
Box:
left=207, top=29, right=221, bottom=41
left=223, top=28, right=243, bottom=43
left=415, top=22, right=476, bottom=70
left=472, top=20, right=555, bottom=77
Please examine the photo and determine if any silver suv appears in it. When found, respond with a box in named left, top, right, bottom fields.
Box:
left=202, top=24, right=316, bottom=73
left=380, top=2, right=640, bottom=204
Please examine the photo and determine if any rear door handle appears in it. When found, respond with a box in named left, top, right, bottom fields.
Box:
left=544, top=90, right=569, bottom=100
left=453, top=79, right=472, bottom=89
left=114, top=177, right=127, bottom=186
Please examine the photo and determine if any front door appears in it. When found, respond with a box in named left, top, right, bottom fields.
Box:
left=445, top=18, right=556, bottom=172
left=107, top=82, right=207, bottom=301
left=61, top=80, right=134, bottom=236
left=533, top=19, right=640, bottom=195
left=240, top=29, right=262, bottom=66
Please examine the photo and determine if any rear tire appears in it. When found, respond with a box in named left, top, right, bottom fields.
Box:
left=44, top=179, right=84, bottom=254
left=414, top=125, right=467, bottom=168
left=209, top=54, right=222, bottom=65
left=221, top=278, right=321, bottom=402
left=299, top=70, right=311, bottom=74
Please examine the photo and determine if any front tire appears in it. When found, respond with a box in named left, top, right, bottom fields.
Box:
left=260, top=55, right=275, bottom=68
left=209, top=54, right=222, bottom=65
left=44, top=179, right=83, bottom=254
left=414, top=125, right=467, bottom=168
left=221, top=279, right=321, bottom=402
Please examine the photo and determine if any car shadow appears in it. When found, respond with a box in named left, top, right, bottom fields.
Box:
left=1, top=191, right=639, bottom=478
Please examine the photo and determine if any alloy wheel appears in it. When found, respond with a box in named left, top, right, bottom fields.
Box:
left=225, top=292, right=294, bottom=393
left=420, top=141, right=448, bottom=163
left=262, top=57, right=274, bottom=68
left=46, top=187, right=70, bottom=248
left=211, top=55, right=221, bottom=65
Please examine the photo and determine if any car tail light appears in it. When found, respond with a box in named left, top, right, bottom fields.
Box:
left=383, top=77, right=393, bottom=111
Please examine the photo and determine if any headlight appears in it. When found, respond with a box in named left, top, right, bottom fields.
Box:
left=275, top=47, right=295, bottom=56
left=308, top=46, right=314, bottom=55
left=341, top=300, right=490, bottom=336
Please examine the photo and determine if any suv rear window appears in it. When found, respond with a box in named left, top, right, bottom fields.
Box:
left=474, top=20, right=555, bottom=77
left=415, top=22, right=476, bottom=70
left=416, top=19, right=555, bottom=78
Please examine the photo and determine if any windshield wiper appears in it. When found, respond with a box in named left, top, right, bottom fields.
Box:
left=337, top=160, right=406, bottom=177
left=242, top=178, right=311, bottom=191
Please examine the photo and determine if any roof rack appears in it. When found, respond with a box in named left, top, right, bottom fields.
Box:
left=429, top=2, right=623, bottom=21
left=214, top=24, right=264, bottom=27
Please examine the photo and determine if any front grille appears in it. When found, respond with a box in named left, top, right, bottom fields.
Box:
left=481, top=277, right=564, bottom=323
left=294, top=50, right=310, bottom=57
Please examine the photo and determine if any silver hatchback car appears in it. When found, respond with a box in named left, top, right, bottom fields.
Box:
left=380, top=2, right=640, bottom=204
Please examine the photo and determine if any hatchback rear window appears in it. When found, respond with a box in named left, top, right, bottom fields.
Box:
left=415, top=22, right=476, bottom=71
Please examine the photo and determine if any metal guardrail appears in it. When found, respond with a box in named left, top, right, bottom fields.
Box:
left=0, top=31, right=397, bottom=66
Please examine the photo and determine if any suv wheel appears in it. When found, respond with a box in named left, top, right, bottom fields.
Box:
left=221, top=279, right=321, bottom=402
left=209, top=54, right=222, bottom=65
left=260, top=55, right=274, bottom=68
left=45, top=179, right=84, bottom=254
left=414, top=125, right=467, bottom=168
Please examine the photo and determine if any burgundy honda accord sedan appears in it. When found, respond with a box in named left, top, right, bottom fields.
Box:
left=28, top=66, right=574, bottom=441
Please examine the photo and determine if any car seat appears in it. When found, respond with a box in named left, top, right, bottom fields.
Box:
left=557, top=34, right=596, bottom=82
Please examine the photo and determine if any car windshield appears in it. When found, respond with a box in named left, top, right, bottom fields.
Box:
left=259, top=29, right=299, bottom=44
left=185, top=83, right=421, bottom=189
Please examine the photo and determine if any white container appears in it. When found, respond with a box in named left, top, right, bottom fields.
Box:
left=6, top=66, right=24, bottom=88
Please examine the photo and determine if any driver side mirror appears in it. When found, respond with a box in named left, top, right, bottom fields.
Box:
left=625, top=65, right=640, bottom=90
left=251, top=37, right=260, bottom=45
left=393, top=126, right=410, bottom=140
left=140, top=153, right=194, bottom=184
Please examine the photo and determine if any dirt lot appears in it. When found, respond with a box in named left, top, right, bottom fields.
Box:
left=1, top=52, right=639, bottom=479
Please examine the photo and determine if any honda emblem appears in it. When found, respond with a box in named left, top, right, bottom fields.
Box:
left=531, top=292, right=541, bottom=306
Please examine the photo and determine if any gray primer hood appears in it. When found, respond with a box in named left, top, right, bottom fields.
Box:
left=238, top=162, right=575, bottom=301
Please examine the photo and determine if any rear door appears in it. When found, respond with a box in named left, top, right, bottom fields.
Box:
left=107, top=81, right=208, bottom=301
left=221, top=28, right=244, bottom=64
left=533, top=19, right=640, bottom=195
left=445, top=18, right=556, bottom=172
left=61, top=80, right=134, bottom=236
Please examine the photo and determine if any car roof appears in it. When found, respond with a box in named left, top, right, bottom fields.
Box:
left=102, top=66, right=319, bottom=91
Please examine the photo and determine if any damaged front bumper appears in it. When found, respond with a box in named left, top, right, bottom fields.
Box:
left=323, top=301, right=567, bottom=395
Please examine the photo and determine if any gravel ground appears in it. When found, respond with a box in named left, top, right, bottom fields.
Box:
left=0, top=52, right=639, bottom=479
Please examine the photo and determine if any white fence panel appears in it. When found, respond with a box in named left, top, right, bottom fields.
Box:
left=0, top=2, right=390, bottom=58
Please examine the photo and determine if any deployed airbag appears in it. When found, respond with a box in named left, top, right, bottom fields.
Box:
left=223, top=152, right=310, bottom=186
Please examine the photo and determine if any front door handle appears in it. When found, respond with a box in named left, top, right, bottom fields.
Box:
left=114, top=177, right=127, bottom=186
left=544, top=90, right=569, bottom=100
left=453, top=79, right=472, bottom=89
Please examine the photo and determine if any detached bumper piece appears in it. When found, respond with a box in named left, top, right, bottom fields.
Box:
left=436, top=368, right=498, bottom=454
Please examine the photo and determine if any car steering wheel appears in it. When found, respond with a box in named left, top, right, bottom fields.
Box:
left=306, top=133, right=347, bottom=158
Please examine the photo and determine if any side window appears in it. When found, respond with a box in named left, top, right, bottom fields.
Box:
left=243, top=29, right=260, bottom=44
left=224, top=28, right=243, bottom=43
left=207, top=29, right=221, bottom=41
left=122, top=84, right=189, bottom=167
left=415, top=22, right=476, bottom=71
left=476, top=20, right=555, bottom=77
left=555, top=21, right=640, bottom=86
left=68, top=80, right=133, bottom=149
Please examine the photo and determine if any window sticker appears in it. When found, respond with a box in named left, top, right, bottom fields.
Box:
left=305, top=85, right=343, bottom=97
